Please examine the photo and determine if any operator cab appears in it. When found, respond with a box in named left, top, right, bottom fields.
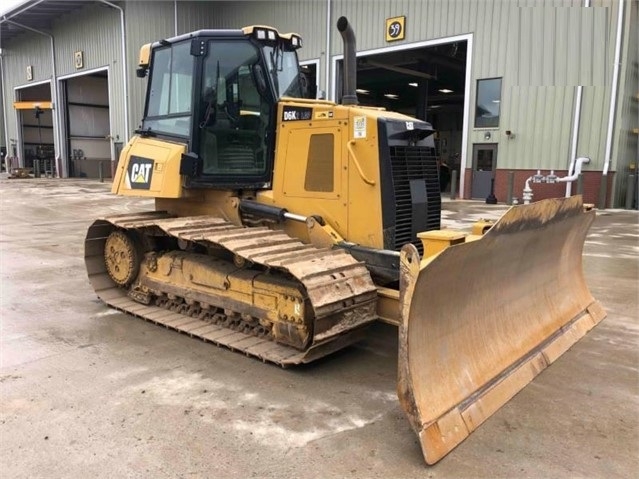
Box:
left=136, top=26, right=305, bottom=189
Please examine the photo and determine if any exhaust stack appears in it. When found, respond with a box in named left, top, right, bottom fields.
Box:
left=337, top=16, right=358, bottom=106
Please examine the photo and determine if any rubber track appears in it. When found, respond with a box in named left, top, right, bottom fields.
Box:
left=85, top=211, right=378, bottom=366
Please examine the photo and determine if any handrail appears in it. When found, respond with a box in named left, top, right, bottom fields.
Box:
left=347, top=140, right=376, bottom=186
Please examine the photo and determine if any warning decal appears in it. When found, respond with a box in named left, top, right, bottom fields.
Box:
left=354, top=116, right=366, bottom=139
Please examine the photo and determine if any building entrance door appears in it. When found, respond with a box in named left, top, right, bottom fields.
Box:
left=471, top=143, right=497, bottom=199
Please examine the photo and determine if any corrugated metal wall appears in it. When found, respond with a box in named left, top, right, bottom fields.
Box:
left=1, top=3, right=122, bottom=173
left=332, top=0, right=616, bottom=172
left=175, top=1, right=326, bottom=59
left=52, top=3, right=123, bottom=147
left=2, top=32, right=52, bottom=151
left=183, top=0, right=624, bottom=191
left=52, top=4, right=120, bottom=77
left=612, top=0, right=638, bottom=207
left=123, top=1, right=329, bottom=132
left=0, top=0, right=633, bottom=205
left=174, top=1, right=328, bottom=100
left=123, top=1, right=175, bottom=132
left=0, top=73, right=4, bottom=150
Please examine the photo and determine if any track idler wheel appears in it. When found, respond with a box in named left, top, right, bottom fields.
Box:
left=104, top=230, right=141, bottom=287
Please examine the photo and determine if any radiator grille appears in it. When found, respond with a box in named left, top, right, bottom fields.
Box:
left=389, top=146, right=441, bottom=253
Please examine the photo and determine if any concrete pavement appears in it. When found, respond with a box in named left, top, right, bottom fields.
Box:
left=1, top=178, right=637, bottom=478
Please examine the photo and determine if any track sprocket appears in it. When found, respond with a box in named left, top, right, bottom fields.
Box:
left=104, top=230, right=140, bottom=286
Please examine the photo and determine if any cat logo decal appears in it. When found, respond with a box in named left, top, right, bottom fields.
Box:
left=126, top=156, right=154, bottom=190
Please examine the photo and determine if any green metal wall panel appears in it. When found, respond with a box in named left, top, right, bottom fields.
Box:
left=0, top=0, right=631, bottom=205
left=2, top=33, right=52, bottom=86
left=325, top=0, right=615, bottom=172
left=611, top=0, right=638, bottom=207
left=579, top=86, right=609, bottom=170
left=52, top=4, right=120, bottom=77
left=123, top=1, right=175, bottom=135
left=2, top=32, right=52, bottom=150
left=174, top=1, right=328, bottom=96
left=0, top=75, right=3, bottom=149
left=176, top=1, right=326, bottom=60
left=51, top=4, right=123, bottom=143
left=119, top=0, right=637, bottom=205
left=518, top=3, right=585, bottom=85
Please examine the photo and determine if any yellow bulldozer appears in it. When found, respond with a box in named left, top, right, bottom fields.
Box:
left=84, top=17, right=605, bottom=464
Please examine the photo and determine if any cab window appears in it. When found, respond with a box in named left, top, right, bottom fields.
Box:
left=144, top=42, right=194, bottom=137
left=198, top=41, right=271, bottom=177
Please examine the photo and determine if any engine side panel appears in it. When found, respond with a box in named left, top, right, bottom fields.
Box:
left=112, top=135, right=187, bottom=198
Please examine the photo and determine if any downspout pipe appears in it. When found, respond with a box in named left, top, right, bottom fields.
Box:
left=567, top=86, right=582, bottom=196
left=603, top=0, right=625, bottom=178
left=567, top=0, right=591, bottom=197
left=556, top=156, right=591, bottom=183
left=0, top=53, right=8, bottom=168
left=324, top=0, right=331, bottom=99
left=6, top=19, right=60, bottom=176
left=336, top=16, right=358, bottom=106
left=174, top=0, right=178, bottom=36
left=97, top=0, right=129, bottom=143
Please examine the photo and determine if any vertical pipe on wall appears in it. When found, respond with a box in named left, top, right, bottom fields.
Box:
left=598, top=0, right=625, bottom=209
left=0, top=2, right=46, bottom=165
left=6, top=20, right=60, bottom=175
left=459, top=34, right=473, bottom=198
left=97, top=0, right=129, bottom=143
left=567, top=86, right=582, bottom=197
left=567, top=0, right=592, bottom=197
left=13, top=93, right=21, bottom=168
left=0, top=54, right=8, bottom=165
left=325, top=0, right=331, bottom=99
left=603, top=0, right=625, bottom=177
left=174, top=0, right=178, bottom=36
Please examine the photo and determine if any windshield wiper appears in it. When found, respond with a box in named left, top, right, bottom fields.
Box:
left=269, top=46, right=284, bottom=95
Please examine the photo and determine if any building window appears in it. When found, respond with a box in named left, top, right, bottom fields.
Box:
left=475, top=78, right=502, bottom=128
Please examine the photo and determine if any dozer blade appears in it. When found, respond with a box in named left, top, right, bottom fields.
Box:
left=397, top=196, right=606, bottom=465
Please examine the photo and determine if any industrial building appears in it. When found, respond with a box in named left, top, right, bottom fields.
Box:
left=0, top=0, right=636, bottom=206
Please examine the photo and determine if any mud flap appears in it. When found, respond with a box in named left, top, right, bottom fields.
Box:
left=397, top=196, right=606, bottom=465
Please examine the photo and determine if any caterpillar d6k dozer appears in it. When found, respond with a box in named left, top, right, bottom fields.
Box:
left=84, top=17, right=605, bottom=464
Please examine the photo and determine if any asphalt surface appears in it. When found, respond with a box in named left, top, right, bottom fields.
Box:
left=1, top=178, right=637, bottom=478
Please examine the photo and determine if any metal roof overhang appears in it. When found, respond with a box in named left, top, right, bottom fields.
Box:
left=0, top=0, right=96, bottom=46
